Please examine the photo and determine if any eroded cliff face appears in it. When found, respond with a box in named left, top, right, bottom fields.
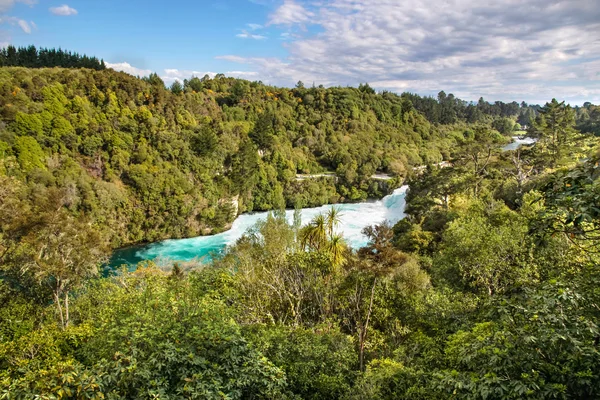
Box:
left=230, top=195, right=240, bottom=217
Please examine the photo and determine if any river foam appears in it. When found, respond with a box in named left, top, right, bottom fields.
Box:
left=502, top=136, right=538, bottom=151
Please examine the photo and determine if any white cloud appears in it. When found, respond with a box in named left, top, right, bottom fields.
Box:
left=16, top=17, right=28, bottom=31
left=236, top=30, right=267, bottom=40
left=0, top=0, right=36, bottom=13
left=162, top=68, right=206, bottom=84
left=106, top=63, right=259, bottom=86
left=217, top=55, right=250, bottom=64
left=106, top=62, right=152, bottom=77
left=49, top=4, right=77, bottom=16
left=268, top=0, right=313, bottom=25
left=226, top=70, right=260, bottom=79
left=162, top=68, right=259, bottom=85
left=0, top=15, right=32, bottom=33
left=0, top=0, right=36, bottom=43
left=224, top=0, right=600, bottom=104
left=236, top=23, right=266, bottom=40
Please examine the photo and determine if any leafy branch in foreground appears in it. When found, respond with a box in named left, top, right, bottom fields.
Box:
left=533, top=153, right=600, bottom=252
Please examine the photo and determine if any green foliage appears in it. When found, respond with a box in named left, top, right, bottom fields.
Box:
left=492, top=117, right=515, bottom=135
left=436, top=200, right=536, bottom=295
left=0, top=45, right=106, bottom=70
left=13, top=112, right=44, bottom=136
left=532, top=99, right=578, bottom=164
left=576, top=102, right=600, bottom=136
left=76, top=269, right=285, bottom=399
left=1, top=62, right=599, bottom=399
left=247, top=324, right=356, bottom=399
left=170, top=80, right=183, bottom=94
left=0, top=66, right=470, bottom=248
left=533, top=153, right=600, bottom=251
left=348, top=359, right=433, bottom=400
left=191, top=125, right=218, bottom=156
left=440, top=283, right=600, bottom=399
left=13, top=135, right=46, bottom=172
left=402, top=92, right=530, bottom=126
left=1, top=268, right=288, bottom=399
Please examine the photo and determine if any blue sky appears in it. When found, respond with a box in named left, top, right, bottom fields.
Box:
left=1, top=0, right=599, bottom=105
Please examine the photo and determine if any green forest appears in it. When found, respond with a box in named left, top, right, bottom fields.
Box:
left=0, top=46, right=106, bottom=71
left=0, top=61, right=599, bottom=399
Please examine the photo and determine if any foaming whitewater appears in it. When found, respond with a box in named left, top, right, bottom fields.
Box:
left=502, top=136, right=538, bottom=151
left=109, top=186, right=408, bottom=269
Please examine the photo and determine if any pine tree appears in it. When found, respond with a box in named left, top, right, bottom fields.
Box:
left=534, top=99, right=576, bottom=164
left=0, top=45, right=106, bottom=70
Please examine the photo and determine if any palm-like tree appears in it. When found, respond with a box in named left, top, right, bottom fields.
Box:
left=300, top=207, right=343, bottom=253
left=300, top=214, right=327, bottom=250
left=325, top=207, right=342, bottom=239
left=300, top=208, right=347, bottom=268
left=327, top=234, right=347, bottom=269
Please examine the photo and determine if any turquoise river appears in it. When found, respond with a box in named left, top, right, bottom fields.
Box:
left=109, top=136, right=537, bottom=270
left=108, top=186, right=409, bottom=269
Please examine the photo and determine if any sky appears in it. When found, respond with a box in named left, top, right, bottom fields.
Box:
left=1, top=0, right=599, bottom=105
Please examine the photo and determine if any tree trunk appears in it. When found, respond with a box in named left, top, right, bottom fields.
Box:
left=53, top=290, right=65, bottom=329
left=64, top=292, right=69, bottom=328
left=359, top=278, right=377, bottom=371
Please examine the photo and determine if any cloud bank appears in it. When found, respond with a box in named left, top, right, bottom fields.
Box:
left=268, top=0, right=313, bottom=25
left=106, top=62, right=152, bottom=77
left=227, top=0, right=600, bottom=104
left=107, top=63, right=258, bottom=85
left=0, top=0, right=36, bottom=13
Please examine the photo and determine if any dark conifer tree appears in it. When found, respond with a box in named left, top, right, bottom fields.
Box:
left=0, top=45, right=106, bottom=70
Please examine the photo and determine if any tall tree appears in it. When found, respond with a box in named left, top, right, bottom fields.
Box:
left=345, top=223, right=428, bottom=370
left=460, top=126, right=501, bottom=195
left=533, top=98, right=576, bottom=164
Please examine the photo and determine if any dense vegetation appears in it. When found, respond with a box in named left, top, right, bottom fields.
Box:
left=403, top=91, right=537, bottom=128
left=0, top=46, right=106, bottom=70
left=1, top=62, right=599, bottom=399
left=0, top=66, right=525, bottom=247
left=404, top=91, right=600, bottom=137
left=576, top=102, right=600, bottom=137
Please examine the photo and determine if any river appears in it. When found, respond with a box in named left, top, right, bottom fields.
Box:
left=108, top=135, right=537, bottom=271
left=108, top=186, right=409, bottom=269
left=502, top=136, right=537, bottom=151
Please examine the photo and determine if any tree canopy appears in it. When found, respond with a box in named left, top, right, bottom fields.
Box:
left=1, top=60, right=599, bottom=399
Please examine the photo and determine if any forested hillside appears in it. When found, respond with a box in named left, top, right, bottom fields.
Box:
left=1, top=88, right=598, bottom=398
left=1, top=62, right=599, bottom=399
left=0, top=66, right=508, bottom=247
